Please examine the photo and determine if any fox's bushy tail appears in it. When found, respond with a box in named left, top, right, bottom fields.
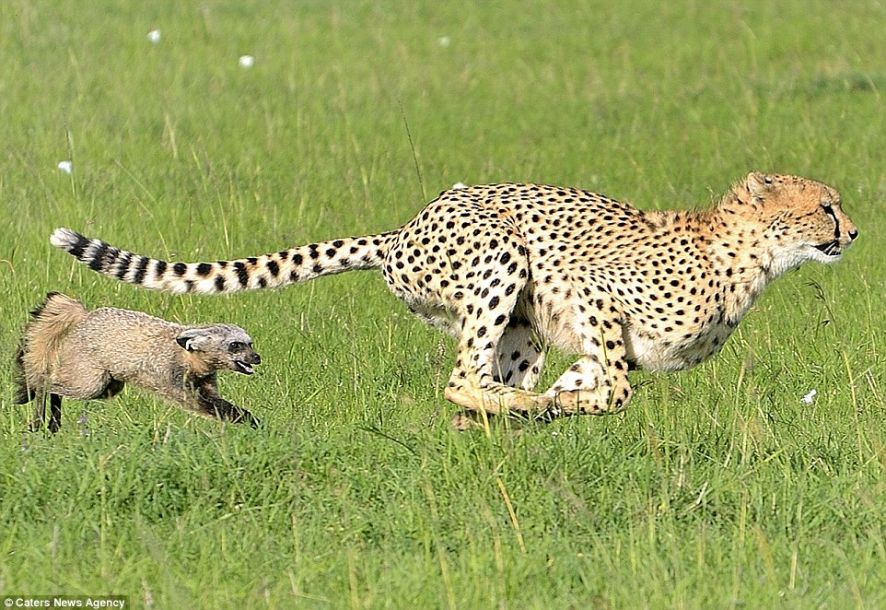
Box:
left=14, top=292, right=88, bottom=403
left=50, top=228, right=398, bottom=295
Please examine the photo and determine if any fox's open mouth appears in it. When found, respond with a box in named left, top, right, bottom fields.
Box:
left=813, top=240, right=841, bottom=257
left=234, top=361, right=255, bottom=375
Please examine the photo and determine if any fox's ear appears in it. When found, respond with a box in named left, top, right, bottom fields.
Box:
left=745, top=172, right=774, bottom=203
left=175, top=329, right=212, bottom=352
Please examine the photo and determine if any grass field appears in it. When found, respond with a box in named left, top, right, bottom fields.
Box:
left=1, top=1, right=884, bottom=608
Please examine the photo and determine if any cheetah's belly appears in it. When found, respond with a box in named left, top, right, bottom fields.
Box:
left=624, top=322, right=735, bottom=373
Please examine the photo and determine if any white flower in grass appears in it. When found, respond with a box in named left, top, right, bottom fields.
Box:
left=147, top=29, right=161, bottom=44
left=801, top=389, right=817, bottom=405
left=238, top=55, right=255, bottom=68
left=438, top=36, right=451, bottom=47
left=57, top=160, right=72, bottom=174
left=452, top=182, right=467, bottom=189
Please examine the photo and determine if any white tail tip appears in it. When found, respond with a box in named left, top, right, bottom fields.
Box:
left=50, top=227, right=80, bottom=249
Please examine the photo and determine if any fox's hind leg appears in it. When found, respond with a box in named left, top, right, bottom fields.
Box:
left=97, top=378, right=125, bottom=399
left=48, top=394, right=62, bottom=433
left=28, top=395, right=46, bottom=432
left=29, top=393, right=60, bottom=432
left=29, top=394, right=63, bottom=433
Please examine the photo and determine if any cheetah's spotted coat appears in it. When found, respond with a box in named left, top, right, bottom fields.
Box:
left=51, top=173, right=858, bottom=425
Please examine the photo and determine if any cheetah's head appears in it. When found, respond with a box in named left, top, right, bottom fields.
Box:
left=723, top=172, right=859, bottom=276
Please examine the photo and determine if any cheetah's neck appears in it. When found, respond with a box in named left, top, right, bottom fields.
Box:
left=700, top=209, right=779, bottom=326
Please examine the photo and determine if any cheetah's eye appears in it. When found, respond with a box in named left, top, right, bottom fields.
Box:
left=228, top=341, right=245, bottom=353
left=821, top=202, right=839, bottom=225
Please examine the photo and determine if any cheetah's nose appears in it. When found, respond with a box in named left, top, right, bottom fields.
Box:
left=848, top=229, right=859, bottom=241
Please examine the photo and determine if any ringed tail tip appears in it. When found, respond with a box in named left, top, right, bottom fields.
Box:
left=50, top=227, right=82, bottom=250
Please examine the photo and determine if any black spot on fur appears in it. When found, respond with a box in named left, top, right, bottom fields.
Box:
left=133, top=257, right=149, bottom=284
left=266, top=260, right=280, bottom=277
left=88, top=242, right=110, bottom=271
left=68, top=233, right=91, bottom=259
left=114, top=253, right=132, bottom=279
left=214, top=275, right=226, bottom=292
left=196, top=263, right=213, bottom=277
left=233, top=262, right=249, bottom=286
left=173, top=262, right=187, bottom=276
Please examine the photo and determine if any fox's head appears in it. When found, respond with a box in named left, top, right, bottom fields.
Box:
left=176, top=325, right=261, bottom=375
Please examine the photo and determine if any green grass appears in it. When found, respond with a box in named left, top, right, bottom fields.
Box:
left=1, top=0, right=884, bottom=608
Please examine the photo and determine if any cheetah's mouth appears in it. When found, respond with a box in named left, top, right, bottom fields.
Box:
left=233, top=361, right=255, bottom=375
left=812, top=240, right=841, bottom=257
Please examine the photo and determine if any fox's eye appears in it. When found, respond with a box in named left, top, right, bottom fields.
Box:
left=228, top=342, right=245, bottom=353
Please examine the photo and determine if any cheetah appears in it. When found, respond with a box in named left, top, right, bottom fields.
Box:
left=50, top=172, right=858, bottom=425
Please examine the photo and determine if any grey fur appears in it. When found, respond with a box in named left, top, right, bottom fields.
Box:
left=14, top=293, right=261, bottom=432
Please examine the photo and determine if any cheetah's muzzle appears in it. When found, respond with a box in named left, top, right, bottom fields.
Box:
left=813, top=240, right=841, bottom=257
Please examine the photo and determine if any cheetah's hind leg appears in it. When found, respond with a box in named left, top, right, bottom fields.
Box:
left=493, top=320, right=546, bottom=391
left=451, top=321, right=547, bottom=430
left=444, top=302, right=553, bottom=426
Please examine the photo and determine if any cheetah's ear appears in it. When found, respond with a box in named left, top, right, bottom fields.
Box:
left=175, top=329, right=212, bottom=352
left=745, top=172, right=774, bottom=203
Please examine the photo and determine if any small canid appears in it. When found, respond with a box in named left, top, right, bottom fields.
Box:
left=13, top=293, right=261, bottom=432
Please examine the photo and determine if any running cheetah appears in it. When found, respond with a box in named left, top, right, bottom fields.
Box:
left=50, top=172, right=858, bottom=425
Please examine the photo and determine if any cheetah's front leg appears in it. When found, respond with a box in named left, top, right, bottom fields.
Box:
left=543, top=311, right=633, bottom=417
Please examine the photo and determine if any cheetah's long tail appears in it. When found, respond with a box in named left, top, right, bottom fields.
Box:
left=50, top=228, right=399, bottom=294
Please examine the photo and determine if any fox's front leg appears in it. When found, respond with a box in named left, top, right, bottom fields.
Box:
left=193, top=388, right=259, bottom=427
